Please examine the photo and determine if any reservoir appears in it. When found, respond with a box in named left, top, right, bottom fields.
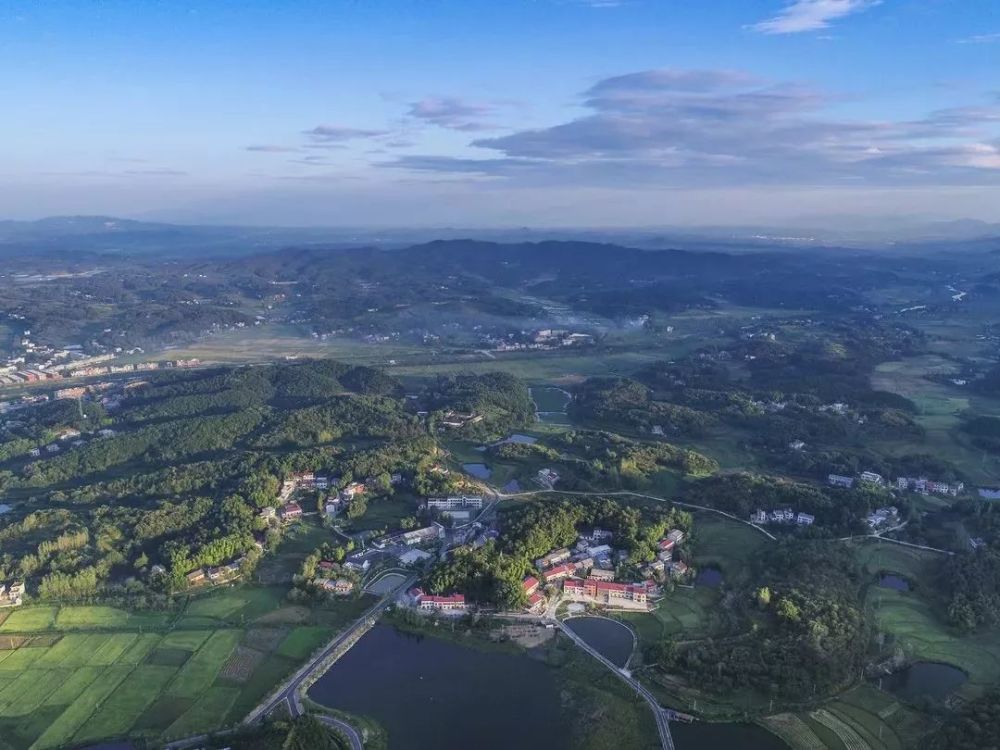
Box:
left=878, top=574, right=910, bottom=592
left=309, top=625, right=570, bottom=750
left=564, top=616, right=634, bottom=668
left=462, top=463, right=492, bottom=479
left=672, top=721, right=788, bottom=750
left=879, top=661, right=967, bottom=703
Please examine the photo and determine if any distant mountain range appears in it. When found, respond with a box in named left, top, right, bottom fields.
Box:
left=1, top=215, right=998, bottom=260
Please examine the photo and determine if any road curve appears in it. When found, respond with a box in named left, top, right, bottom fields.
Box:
left=554, top=618, right=675, bottom=750
left=317, top=714, right=364, bottom=750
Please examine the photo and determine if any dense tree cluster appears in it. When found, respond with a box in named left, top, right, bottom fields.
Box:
left=928, top=688, right=1000, bottom=750
left=941, top=547, right=1000, bottom=631
left=661, top=542, right=869, bottom=700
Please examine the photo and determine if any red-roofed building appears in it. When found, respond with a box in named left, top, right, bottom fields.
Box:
left=542, top=563, right=575, bottom=583
left=564, top=577, right=648, bottom=604
left=658, top=538, right=676, bottom=552
left=281, top=502, right=303, bottom=520
left=526, top=591, right=545, bottom=612
left=522, top=576, right=540, bottom=596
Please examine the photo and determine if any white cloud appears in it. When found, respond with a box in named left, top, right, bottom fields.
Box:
left=751, top=0, right=879, bottom=35
left=958, top=32, right=1000, bottom=44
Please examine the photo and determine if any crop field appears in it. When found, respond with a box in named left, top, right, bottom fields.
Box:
left=0, top=587, right=353, bottom=749
left=871, top=355, right=1000, bottom=485
left=623, top=587, right=719, bottom=644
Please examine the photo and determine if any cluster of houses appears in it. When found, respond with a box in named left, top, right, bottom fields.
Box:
left=0, top=581, right=25, bottom=608
left=26, top=427, right=116, bottom=459
left=830, top=471, right=967, bottom=499
left=486, top=328, right=595, bottom=352
left=530, top=528, right=683, bottom=612
left=313, top=560, right=356, bottom=596
left=896, top=476, right=965, bottom=497
left=640, top=530, right=690, bottom=580
left=185, top=556, right=246, bottom=587
left=749, top=509, right=815, bottom=526
left=865, top=506, right=900, bottom=530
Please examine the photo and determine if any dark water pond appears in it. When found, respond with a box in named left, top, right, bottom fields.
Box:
left=564, top=616, right=634, bottom=668
left=503, top=433, right=538, bottom=445
left=309, top=625, right=570, bottom=750
left=462, top=463, right=492, bottom=479
left=672, top=722, right=788, bottom=750
left=531, top=386, right=572, bottom=425
left=879, top=661, right=967, bottom=703
left=695, top=567, right=724, bottom=588
left=878, top=574, right=910, bottom=591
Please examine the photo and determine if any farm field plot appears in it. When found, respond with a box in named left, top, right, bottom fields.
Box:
left=866, top=583, right=1000, bottom=695
left=0, top=587, right=356, bottom=748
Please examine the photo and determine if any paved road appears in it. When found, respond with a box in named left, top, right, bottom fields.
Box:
left=317, top=714, right=364, bottom=750
left=555, top=618, right=675, bottom=750
left=245, top=572, right=417, bottom=726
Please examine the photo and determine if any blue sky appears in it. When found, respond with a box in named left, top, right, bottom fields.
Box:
left=1, top=0, right=998, bottom=226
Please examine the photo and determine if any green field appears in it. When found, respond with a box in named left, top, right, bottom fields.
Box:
left=0, top=587, right=352, bottom=749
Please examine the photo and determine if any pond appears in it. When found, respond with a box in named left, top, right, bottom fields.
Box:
left=878, top=574, right=910, bottom=592
left=309, top=625, right=571, bottom=750
left=530, top=386, right=572, bottom=425
left=564, top=616, right=634, bottom=668
left=695, top=567, right=724, bottom=588
left=671, top=722, right=788, bottom=750
left=462, top=463, right=492, bottom=479
left=499, top=433, right=538, bottom=445
left=878, top=661, right=967, bottom=703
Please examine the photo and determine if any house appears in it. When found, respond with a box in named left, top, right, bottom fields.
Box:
left=969, top=537, right=987, bottom=551
left=590, top=529, right=613, bottom=542
left=828, top=474, right=855, bottom=489
left=426, top=496, right=484, bottom=511
left=750, top=510, right=768, bottom=524
left=324, top=500, right=341, bottom=517
left=29, top=447, right=41, bottom=457
left=642, top=560, right=666, bottom=577
left=573, top=557, right=594, bottom=573
left=321, top=578, right=354, bottom=596
left=587, top=567, right=616, bottom=582
left=668, top=561, right=689, bottom=578
left=186, top=569, right=207, bottom=586
left=56, top=428, right=81, bottom=441
left=418, top=593, right=466, bottom=612
left=586, top=544, right=612, bottom=558
left=45, top=443, right=60, bottom=453
left=796, top=513, right=815, bottom=526
left=522, top=576, right=540, bottom=596
left=860, top=471, right=885, bottom=486
left=542, top=563, right=576, bottom=583
left=537, top=468, right=560, bottom=488
left=401, top=524, right=444, bottom=546
left=258, top=506, right=277, bottom=521
left=666, top=529, right=685, bottom=544
left=535, top=548, right=571, bottom=570
left=399, top=548, right=432, bottom=566
left=280, top=502, right=303, bottom=520
left=526, top=591, right=545, bottom=612
left=658, top=538, right=676, bottom=552
left=0, top=581, right=25, bottom=607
